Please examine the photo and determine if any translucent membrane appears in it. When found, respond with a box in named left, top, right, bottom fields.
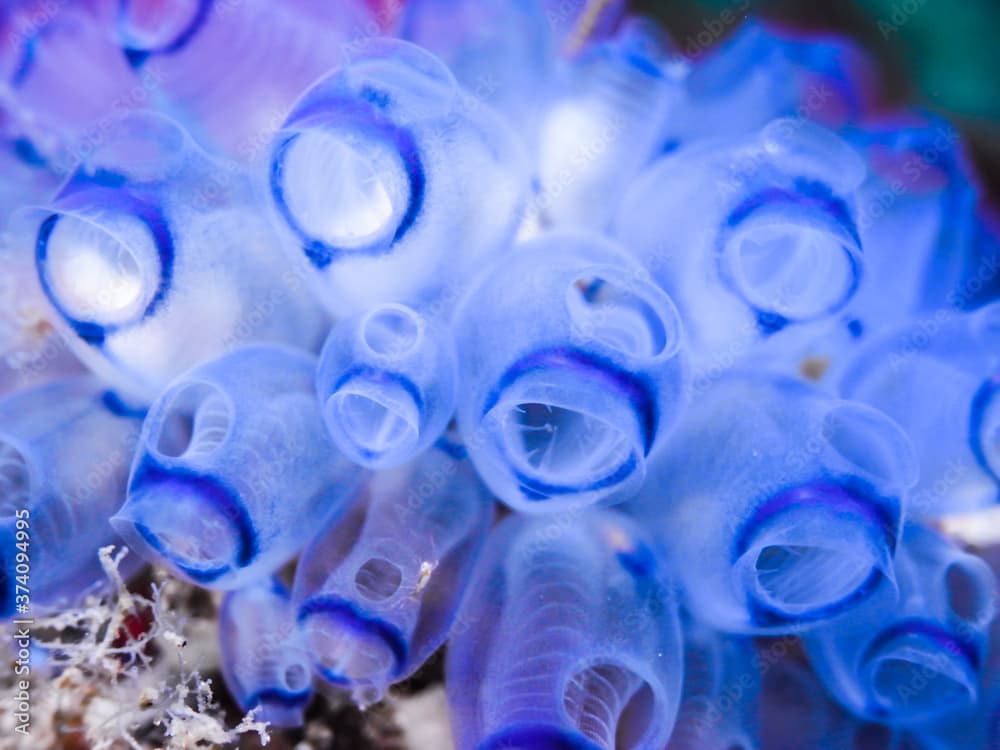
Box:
left=219, top=578, right=313, bottom=727
left=628, top=374, right=915, bottom=633
left=118, top=0, right=204, bottom=51
left=843, top=112, right=993, bottom=342
left=446, top=511, right=683, bottom=750
left=40, top=214, right=158, bottom=327
left=269, top=38, right=528, bottom=316
left=735, top=498, right=892, bottom=620
left=454, top=232, right=686, bottom=512
left=863, top=633, right=977, bottom=716
left=670, top=21, right=874, bottom=141
left=0, top=378, right=142, bottom=618
left=128, top=482, right=241, bottom=578
left=293, top=447, right=492, bottom=702
left=722, top=207, right=859, bottom=320
left=29, top=111, right=326, bottom=401
left=113, top=345, right=361, bottom=589
left=155, top=383, right=232, bottom=459
left=805, top=523, right=997, bottom=725
left=278, top=128, right=402, bottom=249
left=317, top=304, right=457, bottom=469
left=113, top=0, right=373, bottom=155
left=505, top=401, right=634, bottom=484
left=840, top=302, right=1000, bottom=517
left=536, top=19, right=679, bottom=229
left=666, top=623, right=760, bottom=750
left=0, top=2, right=140, bottom=154
left=615, top=119, right=865, bottom=360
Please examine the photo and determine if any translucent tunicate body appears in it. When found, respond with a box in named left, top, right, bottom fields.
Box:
left=0, top=222, right=85, bottom=397
left=219, top=578, right=313, bottom=728
left=845, top=112, right=998, bottom=330
left=267, top=39, right=529, bottom=317
left=668, top=20, right=875, bottom=143
left=739, top=114, right=1000, bottom=388
left=108, top=0, right=373, bottom=157
left=838, top=302, right=1000, bottom=517
left=25, top=111, right=327, bottom=400
left=0, top=377, right=142, bottom=619
left=628, top=373, right=917, bottom=633
left=316, top=303, right=458, bottom=469
left=534, top=19, right=681, bottom=230
left=666, top=619, right=760, bottom=750
left=446, top=509, right=683, bottom=750
left=615, top=118, right=866, bottom=366
left=806, top=523, right=997, bottom=726
left=0, top=1, right=141, bottom=164
left=112, top=344, right=361, bottom=589
left=453, top=231, right=687, bottom=513
left=293, top=446, right=492, bottom=704
left=399, top=0, right=553, bottom=139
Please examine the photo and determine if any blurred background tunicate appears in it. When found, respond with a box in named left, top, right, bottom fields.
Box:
left=637, top=0, right=1000, bottom=200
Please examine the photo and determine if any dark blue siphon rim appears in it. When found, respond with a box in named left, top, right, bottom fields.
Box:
left=269, top=89, right=426, bottom=271
left=481, top=346, right=657, bottom=501
left=733, top=477, right=899, bottom=627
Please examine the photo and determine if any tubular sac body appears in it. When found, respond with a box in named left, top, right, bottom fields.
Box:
left=316, top=303, right=458, bottom=469
left=400, top=0, right=555, bottom=138
left=666, top=620, right=760, bottom=750
left=535, top=19, right=681, bottom=230
left=219, top=578, right=314, bottom=728
left=628, top=373, right=917, bottom=633
left=27, top=111, right=327, bottom=401
left=844, top=111, right=997, bottom=331
left=453, top=231, right=687, bottom=513
left=293, top=446, right=493, bottom=704
left=615, top=118, right=866, bottom=363
left=267, top=38, right=529, bottom=317
left=805, top=523, right=997, bottom=727
left=112, top=344, right=361, bottom=589
left=0, top=377, right=142, bottom=619
left=838, top=302, right=1000, bottom=517
left=447, top=509, right=683, bottom=750
left=110, top=0, right=373, bottom=156
left=668, top=21, right=875, bottom=143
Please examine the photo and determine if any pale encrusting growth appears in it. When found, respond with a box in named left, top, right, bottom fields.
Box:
left=0, top=547, right=269, bottom=750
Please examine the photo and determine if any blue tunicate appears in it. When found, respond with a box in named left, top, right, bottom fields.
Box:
left=446, top=509, right=683, bottom=750
left=616, top=118, right=866, bottom=365
left=669, top=20, right=875, bottom=142
left=453, top=231, right=687, bottom=513
left=293, top=445, right=492, bottom=704
left=845, top=112, right=993, bottom=330
left=26, top=110, right=327, bottom=401
left=267, top=38, right=529, bottom=317
left=112, top=344, right=361, bottom=589
left=0, top=377, right=142, bottom=619
left=628, top=373, right=917, bottom=633
left=316, top=303, right=458, bottom=469
left=0, top=2, right=141, bottom=163
left=806, top=523, right=996, bottom=727
left=534, top=19, right=681, bottom=230
left=219, top=578, right=314, bottom=728
left=400, top=0, right=554, bottom=139
left=111, top=0, right=372, bottom=156
left=838, top=302, right=1000, bottom=517
left=666, top=619, right=760, bottom=750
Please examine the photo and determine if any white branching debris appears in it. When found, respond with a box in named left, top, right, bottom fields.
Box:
left=0, top=546, right=270, bottom=750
